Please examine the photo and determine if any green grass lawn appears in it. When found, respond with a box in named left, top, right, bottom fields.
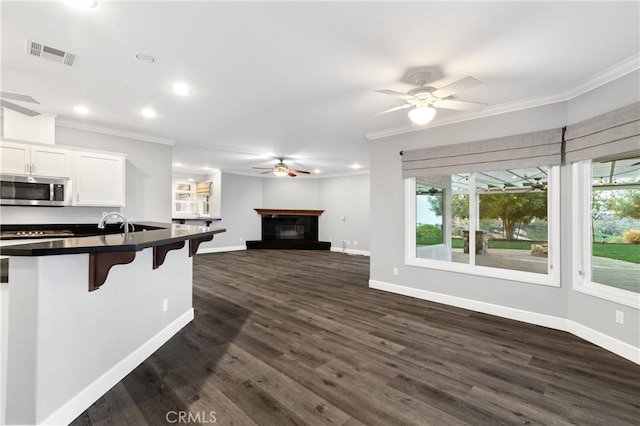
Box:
left=418, top=237, right=640, bottom=264
left=593, top=243, right=640, bottom=264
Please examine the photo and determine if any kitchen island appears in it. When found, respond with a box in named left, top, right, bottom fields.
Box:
left=0, top=222, right=225, bottom=425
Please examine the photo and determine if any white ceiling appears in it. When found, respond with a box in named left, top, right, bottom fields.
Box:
left=1, top=1, right=639, bottom=177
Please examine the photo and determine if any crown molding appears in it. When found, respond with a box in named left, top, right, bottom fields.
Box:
left=56, top=119, right=175, bottom=145
left=366, top=54, right=640, bottom=141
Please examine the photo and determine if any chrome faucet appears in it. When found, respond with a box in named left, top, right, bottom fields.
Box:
left=98, top=212, right=135, bottom=235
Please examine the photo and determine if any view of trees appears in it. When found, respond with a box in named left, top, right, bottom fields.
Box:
left=479, top=192, right=547, bottom=241
left=592, top=189, right=640, bottom=244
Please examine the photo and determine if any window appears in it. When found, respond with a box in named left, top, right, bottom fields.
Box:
left=407, top=167, right=560, bottom=286
left=573, top=158, right=640, bottom=307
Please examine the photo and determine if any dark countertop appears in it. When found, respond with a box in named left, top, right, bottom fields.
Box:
left=0, top=222, right=226, bottom=256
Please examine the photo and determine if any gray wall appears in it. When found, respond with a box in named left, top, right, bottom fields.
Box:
left=564, top=70, right=640, bottom=345
left=198, top=172, right=262, bottom=249
left=199, top=172, right=371, bottom=252
left=319, top=173, right=370, bottom=251
left=369, top=71, right=640, bottom=348
left=0, top=126, right=172, bottom=224
left=262, top=178, right=319, bottom=209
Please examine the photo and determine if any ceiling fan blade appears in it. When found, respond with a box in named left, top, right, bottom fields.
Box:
left=631, top=161, right=640, bottom=166
left=375, top=89, right=413, bottom=100
left=376, top=103, right=413, bottom=115
left=291, top=169, right=310, bottom=174
left=432, top=76, right=481, bottom=98
left=433, top=98, right=487, bottom=112
left=0, top=100, right=41, bottom=117
left=288, top=172, right=297, bottom=177
left=261, top=171, right=272, bottom=174
left=0, top=91, right=39, bottom=104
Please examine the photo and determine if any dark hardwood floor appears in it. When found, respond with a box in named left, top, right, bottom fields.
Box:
left=71, top=250, right=640, bottom=425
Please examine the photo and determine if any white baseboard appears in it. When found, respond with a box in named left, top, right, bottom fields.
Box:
left=369, top=280, right=639, bottom=365
left=197, top=245, right=246, bottom=254
left=330, top=247, right=370, bottom=256
left=40, top=309, right=194, bottom=426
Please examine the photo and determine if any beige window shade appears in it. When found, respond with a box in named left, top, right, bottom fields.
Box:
left=196, top=181, right=212, bottom=194
left=401, top=128, right=563, bottom=178
left=564, top=102, right=640, bottom=163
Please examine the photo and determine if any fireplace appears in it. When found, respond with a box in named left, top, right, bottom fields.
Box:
left=246, top=209, right=331, bottom=250
left=276, top=224, right=304, bottom=240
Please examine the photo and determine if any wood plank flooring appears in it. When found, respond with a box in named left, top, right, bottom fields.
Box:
left=71, top=250, right=640, bottom=425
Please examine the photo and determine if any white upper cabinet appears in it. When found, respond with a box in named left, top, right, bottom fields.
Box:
left=0, top=141, right=30, bottom=175
left=73, top=152, right=125, bottom=207
left=31, top=145, right=72, bottom=177
left=0, top=141, right=72, bottom=177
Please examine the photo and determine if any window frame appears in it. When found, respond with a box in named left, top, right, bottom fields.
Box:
left=405, top=167, right=561, bottom=287
left=572, top=160, right=640, bottom=309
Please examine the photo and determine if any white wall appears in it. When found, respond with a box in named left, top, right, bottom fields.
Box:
left=369, top=71, right=640, bottom=353
left=319, top=173, right=370, bottom=252
left=0, top=126, right=172, bottom=224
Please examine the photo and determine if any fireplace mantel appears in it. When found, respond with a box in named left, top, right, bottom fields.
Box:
left=254, top=209, right=325, bottom=216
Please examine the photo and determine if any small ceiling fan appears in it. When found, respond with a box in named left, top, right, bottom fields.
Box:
left=0, top=91, right=41, bottom=117
left=376, top=72, right=487, bottom=125
left=252, top=158, right=311, bottom=177
left=417, top=187, right=442, bottom=195
left=522, top=178, right=548, bottom=192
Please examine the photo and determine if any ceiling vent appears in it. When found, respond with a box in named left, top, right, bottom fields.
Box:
left=26, top=40, right=76, bottom=66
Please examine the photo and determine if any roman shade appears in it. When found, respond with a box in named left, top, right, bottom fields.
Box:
left=564, top=102, right=640, bottom=163
left=401, top=128, right=563, bottom=178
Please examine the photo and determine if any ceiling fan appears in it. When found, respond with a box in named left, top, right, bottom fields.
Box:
left=0, top=91, right=41, bottom=117
left=485, top=177, right=548, bottom=193
left=417, top=187, right=442, bottom=195
left=376, top=72, right=487, bottom=125
left=522, top=177, right=548, bottom=192
left=252, top=158, right=311, bottom=177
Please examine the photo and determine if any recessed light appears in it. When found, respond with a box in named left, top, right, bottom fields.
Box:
left=172, top=163, right=183, bottom=167
left=172, top=82, right=190, bottom=96
left=314, top=169, right=321, bottom=174
left=73, top=105, right=89, bottom=115
left=66, top=0, right=98, bottom=9
left=141, top=108, right=156, bottom=118
left=350, top=163, right=363, bottom=170
left=135, top=54, right=155, bottom=64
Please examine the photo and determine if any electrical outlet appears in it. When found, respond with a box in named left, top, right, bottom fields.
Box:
left=240, top=237, right=244, bottom=242
left=353, top=241, right=358, bottom=246
left=163, top=298, right=168, bottom=312
left=393, top=267, right=398, bottom=276
left=616, top=310, right=624, bottom=324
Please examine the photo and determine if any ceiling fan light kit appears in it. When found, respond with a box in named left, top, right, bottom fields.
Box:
left=408, top=105, right=436, bottom=125
left=376, top=71, right=487, bottom=126
left=273, top=164, right=289, bottom=177
left=252, top=158, right=311, bottom=177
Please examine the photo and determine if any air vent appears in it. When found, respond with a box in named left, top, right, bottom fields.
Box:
left=26, top=40, right=76, bottom=67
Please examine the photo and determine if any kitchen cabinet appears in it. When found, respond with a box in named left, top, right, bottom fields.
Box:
left=0, top=141, right=71, bottom=178
left=73, top=151, right=125, bottom=206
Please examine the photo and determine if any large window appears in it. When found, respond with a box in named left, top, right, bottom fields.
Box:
left=407, top=167, right=559, bottom=286
left=574, top=157, right=640, bottom=307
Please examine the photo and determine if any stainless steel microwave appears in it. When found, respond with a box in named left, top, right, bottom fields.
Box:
left=0, top=175, right=70, bottom=206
